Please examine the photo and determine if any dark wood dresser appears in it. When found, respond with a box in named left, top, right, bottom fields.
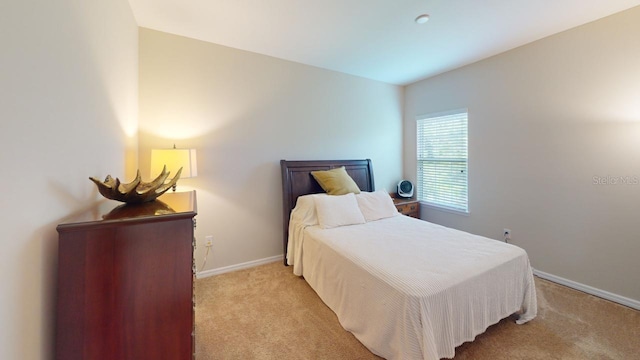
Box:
left=56, top=191, right=197, bottom=360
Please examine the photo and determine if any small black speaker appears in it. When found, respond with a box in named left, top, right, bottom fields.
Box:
left=397, top=180, right=414, bottom=198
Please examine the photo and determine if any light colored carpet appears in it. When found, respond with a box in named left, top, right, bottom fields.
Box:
left=195, top=262, right=640, bottom=359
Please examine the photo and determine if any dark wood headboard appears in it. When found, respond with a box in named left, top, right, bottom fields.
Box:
left=280, top=159, right=375, bottom=265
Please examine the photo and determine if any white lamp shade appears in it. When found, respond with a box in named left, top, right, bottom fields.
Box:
left=150, top=148, right=197, bottom=179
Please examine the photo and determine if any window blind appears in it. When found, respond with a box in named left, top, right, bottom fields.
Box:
left=416, top=110, right=468, bottom=213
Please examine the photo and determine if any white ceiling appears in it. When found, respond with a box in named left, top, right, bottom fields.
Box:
left=127, top=0, right=640, bottom=85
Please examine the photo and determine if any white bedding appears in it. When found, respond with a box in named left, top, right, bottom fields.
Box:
left=287, top=198, right=536, bottom=360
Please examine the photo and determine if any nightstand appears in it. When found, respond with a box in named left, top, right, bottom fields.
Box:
left=392, top=197, right=420, bottom=219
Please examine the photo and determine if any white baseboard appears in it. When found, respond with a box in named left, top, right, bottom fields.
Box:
left=196, top=255, right=283, bottom=279
left=533, top=269, right=640, bottom=311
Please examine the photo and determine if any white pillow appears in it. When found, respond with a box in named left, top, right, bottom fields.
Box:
left=290, top=194, right=323, bottom=227
left=314, top=193, right=366, bottom=229
left=355, top=190, right=399, bottom=222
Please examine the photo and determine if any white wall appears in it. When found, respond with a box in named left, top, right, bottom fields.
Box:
left=138, top=29, right=403, bottom=271
left=0, top=0, right=138, bottom=358
left=404, top=7, right=640, bottom=302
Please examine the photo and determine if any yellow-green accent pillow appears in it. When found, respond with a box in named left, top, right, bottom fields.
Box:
left=311, top=166, right=361, bottom=195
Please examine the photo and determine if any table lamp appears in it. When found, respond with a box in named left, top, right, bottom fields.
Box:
left=150, top=145, right=197, bottom=191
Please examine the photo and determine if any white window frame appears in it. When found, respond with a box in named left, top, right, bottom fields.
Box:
left=416, top=109, right=469, bottom=214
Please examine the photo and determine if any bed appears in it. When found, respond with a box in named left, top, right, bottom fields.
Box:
left=280, top=159, right=537, bottom=360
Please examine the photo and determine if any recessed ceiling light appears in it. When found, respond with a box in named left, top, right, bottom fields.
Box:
left=415, top=14, right=430, bottom=24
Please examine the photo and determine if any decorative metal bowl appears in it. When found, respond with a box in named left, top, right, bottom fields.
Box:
left=89, top=166, right=182, bottom=204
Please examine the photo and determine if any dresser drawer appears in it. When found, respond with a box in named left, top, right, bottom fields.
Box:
left=393, top=200, right=420, bottom=219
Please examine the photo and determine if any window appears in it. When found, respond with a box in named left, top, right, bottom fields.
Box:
left=416, top=109, right=468, bottom=213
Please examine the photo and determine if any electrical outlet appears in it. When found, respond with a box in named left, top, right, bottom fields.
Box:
left=503, top=229, right=511, bottom=242
left=205, top=235, right=213, bottom=247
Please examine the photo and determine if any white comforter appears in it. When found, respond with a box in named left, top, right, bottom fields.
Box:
left=288, top=213, right=536, bottom=360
